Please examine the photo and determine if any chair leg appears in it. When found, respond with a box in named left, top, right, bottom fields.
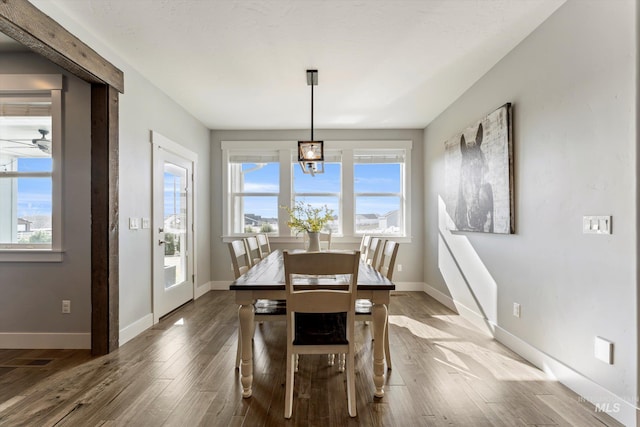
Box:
left=327, top=354, right=335, bottom=366
left=346, top=351, right=357, bottom=417
left=285, top=352, right=295, bottom=418
left=338, top=353, right=346, bottom=372
left=384, top=322, right=392, bottom=370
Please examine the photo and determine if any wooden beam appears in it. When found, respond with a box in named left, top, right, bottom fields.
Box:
left=91, top=84, right=119, bottom=355
left=0, top=0, right=124, bottom=93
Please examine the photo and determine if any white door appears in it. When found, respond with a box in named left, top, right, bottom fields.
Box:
left=153, top=140, right=195, bottom=322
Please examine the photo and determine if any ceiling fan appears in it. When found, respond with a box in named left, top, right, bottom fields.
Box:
left=0, top=129, right=51, bottom=154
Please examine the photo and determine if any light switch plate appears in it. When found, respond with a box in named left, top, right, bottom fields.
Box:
left=142, top=218, right=151, bottom=229
left=583, top=216, right=611, bottom=234
left=129, top=217, right=140, bottom=230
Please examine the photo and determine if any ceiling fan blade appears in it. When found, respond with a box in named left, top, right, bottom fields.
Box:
left=0, top=138, right=33, bottom=143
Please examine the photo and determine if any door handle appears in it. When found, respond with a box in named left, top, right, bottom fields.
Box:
left=158, top=240, right=165, bottom=246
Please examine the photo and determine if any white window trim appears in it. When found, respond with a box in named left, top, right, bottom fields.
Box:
left=221, top=140, right=412, bottom=243
left=0, top=75, right=63, bottom=262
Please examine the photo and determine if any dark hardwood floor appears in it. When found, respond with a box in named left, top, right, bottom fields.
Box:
left=0, top=291, right=622, bottom=426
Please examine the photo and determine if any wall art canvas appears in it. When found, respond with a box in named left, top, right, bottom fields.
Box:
left=444, top=103, right=513, bottom=234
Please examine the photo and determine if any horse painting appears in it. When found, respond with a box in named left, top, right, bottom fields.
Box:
left=454, top=123, right=495, bottom=232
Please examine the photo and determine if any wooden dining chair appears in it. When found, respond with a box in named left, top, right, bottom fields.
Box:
left=244, top=236, right=262, bottom=265
left=365, top=236, right=381, bottom=266
left=303, top=231, right=332, bottom=251
left=376, top=239, right=400, bottom=281
left=229, top=239, right=285, bottom=368
left=359, top=234, right=371, bottom=261
left=256, top=233, right=271, bottom=259
left=356, top=239, right=399, bottom=370
left=228, top=240, right=252, bottom=278
left=283, top=250, right=360, bottom=418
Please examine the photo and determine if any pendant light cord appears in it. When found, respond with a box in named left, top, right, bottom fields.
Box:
left=311, top=81, right=314, bottom=141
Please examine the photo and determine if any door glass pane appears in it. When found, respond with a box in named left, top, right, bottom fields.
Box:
left=164, top=162, right=187, bottom=289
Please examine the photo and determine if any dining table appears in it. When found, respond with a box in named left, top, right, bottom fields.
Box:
left=229, top=249, right=395, bottom=399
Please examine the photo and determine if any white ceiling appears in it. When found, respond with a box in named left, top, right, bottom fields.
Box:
left=25, top=0, right=564, bottom=130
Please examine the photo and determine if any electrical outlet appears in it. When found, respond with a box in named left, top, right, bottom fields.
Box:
left=513, top=302, right=521, bottom=318
left=595, top=336, right=614, bottom=364
left=62, top=300, right=71, bottom=314
left=397, top=264, right=403, bottom=272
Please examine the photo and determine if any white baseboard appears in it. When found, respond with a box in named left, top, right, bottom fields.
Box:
left=394, top=281, right=427, bottom=292
left=0, top=332, right=90, bottom=349
left=423, top=282, right=457, bottom=311
left=119, top=313, right=153, bottom=346
left=494, top=326, right=637, bottom=427
left=210, top=281, right=231, bottom=291
left=423, top=283, right=637, bottom=427
left=195, top=282, right=212, bottom=299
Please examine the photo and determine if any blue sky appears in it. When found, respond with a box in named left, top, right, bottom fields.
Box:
left=242, top=162, right=401, bottom=219
left=16, top=158, right=52, bottom=218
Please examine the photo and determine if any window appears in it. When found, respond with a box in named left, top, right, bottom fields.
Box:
left=222, top=140, right=411, bottom=241
left=354, top=150, right=405, bottom=234
left=0, top=75, right=62, bottom=260
left=293, top=151, right=341, bottom=234
left=228, top=151, right=280, bottom=234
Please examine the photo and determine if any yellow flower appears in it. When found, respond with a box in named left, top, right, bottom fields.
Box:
left=281, top=202, right=334, bottom=234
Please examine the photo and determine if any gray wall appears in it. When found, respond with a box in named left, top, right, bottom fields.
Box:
left=2, top=4, right=213, bottom=337
left=117, top=61, right=211, bottom=329
left=210, top=129, right=424, bottom=284
left=29, top=0, right=213, bottom=332
left=424, top=0, right=636, bottom=410
left=0, top=53, right=92, bottom=332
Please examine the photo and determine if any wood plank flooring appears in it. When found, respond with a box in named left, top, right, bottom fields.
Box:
left=0, top=291, right=623, bottom=426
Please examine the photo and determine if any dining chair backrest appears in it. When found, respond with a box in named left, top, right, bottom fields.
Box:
left=303, top=231, right=332, bottom=251
left=256, top=233, right=271, bottom=258
left=377, top=240, right=400, bottom=280
left=244, top=236, right=262, bottom=265
left=359, top=235, right=371, bottom=261
left=283, top=251, right=360, bottom=311
left=282, top=250, right=360, bottom=418
left=365, top=237, right=381, bottom=266
left=228, top=240, right=251, bottom=279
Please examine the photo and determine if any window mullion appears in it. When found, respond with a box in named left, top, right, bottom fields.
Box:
left=50, top=89, right=62, bottom=251
left=278, top=149, right=292, bottom=235
left=342, top=149, right=354, bottom=237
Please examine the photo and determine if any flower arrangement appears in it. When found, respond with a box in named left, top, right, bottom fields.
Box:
left=281, top=201, right=334, bottom=234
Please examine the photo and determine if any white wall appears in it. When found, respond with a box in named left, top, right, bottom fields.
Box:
left=424, top=1, right=637, bottom=424
left=23, top=2, right=212, bottom=340
left=210, top=129, right=424, bottom=287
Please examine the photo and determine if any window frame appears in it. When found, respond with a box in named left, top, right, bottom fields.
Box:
left=221, top=140, right=412, bottom=243
left=0, top=74, right=63, bottom=262
left=229, top=160, right=280, bottom=234
left=353, top=149, right=406, bottom=236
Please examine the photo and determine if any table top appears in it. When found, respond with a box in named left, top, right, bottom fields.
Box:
left=229, top=249, right=395, bottom=291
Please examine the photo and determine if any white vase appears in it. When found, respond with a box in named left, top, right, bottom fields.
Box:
left=307, top=231, right=321, bottom=252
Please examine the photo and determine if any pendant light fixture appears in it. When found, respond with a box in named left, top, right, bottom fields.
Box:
left=298, top=69, right=324, bottom=176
